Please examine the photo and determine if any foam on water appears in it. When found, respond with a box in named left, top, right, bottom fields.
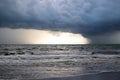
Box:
left=0, top=44, right=120, bottom=79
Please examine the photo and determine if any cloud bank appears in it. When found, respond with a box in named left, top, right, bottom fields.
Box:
left=0, top=0, right=120, bottom=43
left=0, top=28, right=89, bottom=44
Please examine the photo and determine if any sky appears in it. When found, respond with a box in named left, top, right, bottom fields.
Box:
left=0, top=0, right=120, bottom=44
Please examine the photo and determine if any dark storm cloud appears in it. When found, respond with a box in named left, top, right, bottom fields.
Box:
left=0, top=0, right=120, bottom=38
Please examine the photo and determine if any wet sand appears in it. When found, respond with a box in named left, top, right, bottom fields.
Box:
left=42, top=72, right=120, bottom=80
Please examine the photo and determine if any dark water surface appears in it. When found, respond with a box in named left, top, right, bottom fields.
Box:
left=0, top=44, right=120, bottom=80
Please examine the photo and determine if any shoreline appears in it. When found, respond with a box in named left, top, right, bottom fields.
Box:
left=41, top=71, right=120, bottom=80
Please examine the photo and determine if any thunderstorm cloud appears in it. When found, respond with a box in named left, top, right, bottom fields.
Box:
left=0, top=0, right=120, bottom=43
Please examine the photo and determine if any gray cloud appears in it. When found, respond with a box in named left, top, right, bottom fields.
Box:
left=0, top=0, right=120, bottom=43
left=89, top=31, right=120, bottom=44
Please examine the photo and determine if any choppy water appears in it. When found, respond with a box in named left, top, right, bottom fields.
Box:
left=0, top=44, right=120, bottom=80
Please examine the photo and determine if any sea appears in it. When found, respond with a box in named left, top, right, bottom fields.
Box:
left=0, top=44, right=120, bottom=80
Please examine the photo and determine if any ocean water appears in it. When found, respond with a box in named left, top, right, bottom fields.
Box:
left=0, top=44, right=120, bottom=80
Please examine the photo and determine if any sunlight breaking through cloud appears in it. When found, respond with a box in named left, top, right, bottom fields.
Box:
left=0, top=28, right=89, bottom=44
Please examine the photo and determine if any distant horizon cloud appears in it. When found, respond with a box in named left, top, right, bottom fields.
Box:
left=0, top=28, right=120, bottom=44
left=0, top=0, right=120, bottom=44
left=0, top=28, right=89, bottom=44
